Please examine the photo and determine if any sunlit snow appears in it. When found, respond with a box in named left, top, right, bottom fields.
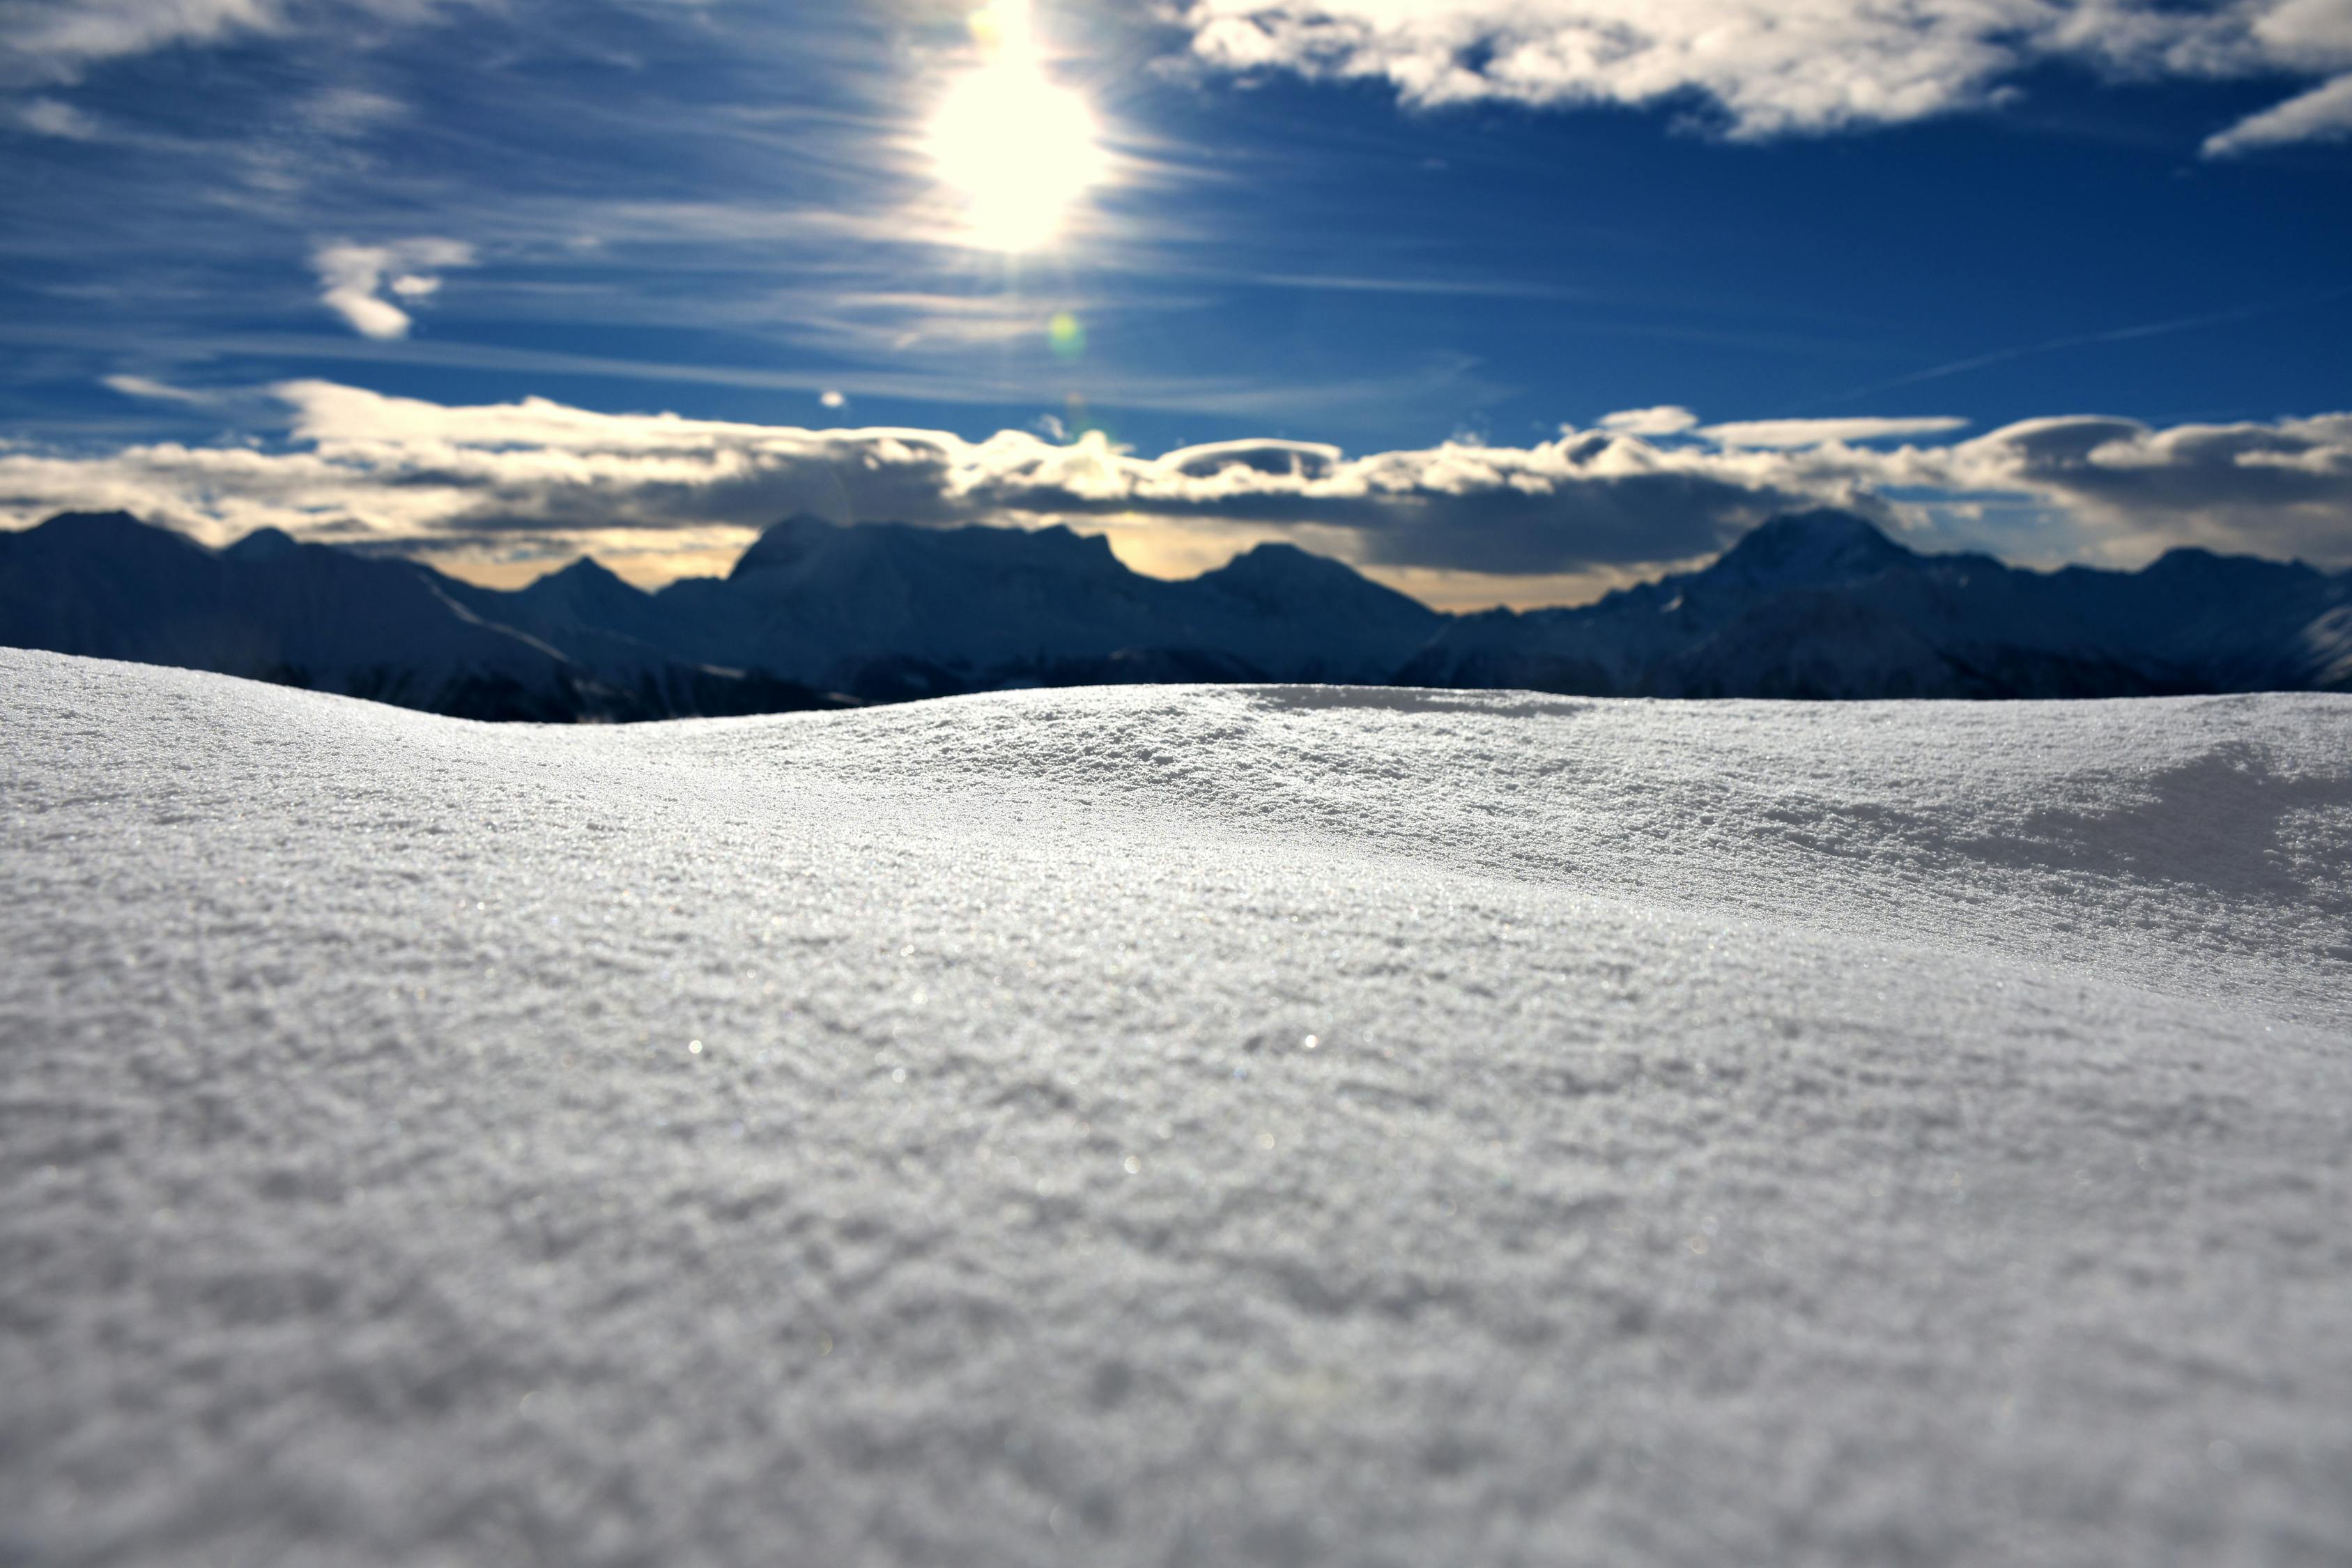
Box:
left=3, top=650, right=2348, bottom=1563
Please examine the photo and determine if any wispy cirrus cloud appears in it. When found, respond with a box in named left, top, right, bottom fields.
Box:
left=100, top=374, right=222, bottom=406
left=1174, top=0, right=2352, bottom=154
left=2203, top=70, right=2352, bottom=155
left=13, top=95, right=104, bottom=137
left=0, top=0, right=478, bottom=90
left=7, top=381, right=2346, bottom=604
left=0, top=0, right=282, bottom=87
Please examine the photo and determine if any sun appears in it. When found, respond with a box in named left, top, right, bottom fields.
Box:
left=925, top=1, right=1109, bottom=252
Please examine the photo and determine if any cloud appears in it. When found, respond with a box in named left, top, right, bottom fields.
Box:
left=0, top=0, right=282, bottom=87
left=820, top=390, right=847, bottom=410
left=13, top=96, right=103, bottom=137
left=1700, top=417, right=1969, bottom=449
left=1903, top=412, right=2352, bottom=561
left=312, top=239, right=476, bottom=340
left=0, top=384, right=2346, bottom=598
left=1599, top=406, right=1700, bottom=437
left=1158, top=438, right=1343, bottom=480
left=102, top=374, right=221, bottom=405
left=0, top=0, right=470, bottom=89
left=1175, top=1, right=2352, bottom=151
left=2204, top=72, right=2352, bottom=155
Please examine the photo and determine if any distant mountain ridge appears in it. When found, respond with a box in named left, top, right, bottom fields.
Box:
left=1404, top=510, right=2352, bottom=699
left=1, top=507, right=2345, bottom=719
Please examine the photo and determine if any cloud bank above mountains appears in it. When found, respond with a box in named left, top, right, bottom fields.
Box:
left=1177, top=0, right=2352, bottom=153
left=2, top=381, right=2345, bottom=604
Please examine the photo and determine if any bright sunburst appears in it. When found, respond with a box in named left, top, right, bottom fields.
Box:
left=925, top=0, right=1109, bottom=252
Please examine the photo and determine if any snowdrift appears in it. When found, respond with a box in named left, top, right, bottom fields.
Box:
left=3, top=649, right=2349, bottom=1565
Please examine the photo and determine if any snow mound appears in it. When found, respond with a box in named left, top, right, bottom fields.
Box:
left=3, top=649, right=2349, bottom=1566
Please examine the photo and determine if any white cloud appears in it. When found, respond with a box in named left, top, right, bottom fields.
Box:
left=301, top=84, right=405, bottom=136
left=2204, top=71, right=2352, bottom=155
left=0, top=0, right=282, bottom=87
left=1701, top=416, right=1969, bottom=449
left=14, top=96, right=102, bottom=137
left=312, top=239, right=476, bottom=340
left=1900, top=412, right=2352, bottom=562
left=0, top=383, right=2346, bottom=588
left=1, top=0, right=471, bottom=89
left=1599, top=406, right=1700, bottom=437
left=102, top=374, right=220, bottom=405
left=1158, top=438, right=1344, bottom=479
left=820, top=390, right=848, bottom=410
left=1176, top=1, right=2352, bottom=150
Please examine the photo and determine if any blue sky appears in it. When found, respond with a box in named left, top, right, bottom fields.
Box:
left=1, top=0, right=2348, bottom=605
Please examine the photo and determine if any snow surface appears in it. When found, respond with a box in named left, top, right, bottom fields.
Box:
left=3, top=647, right=2350, bottom=1567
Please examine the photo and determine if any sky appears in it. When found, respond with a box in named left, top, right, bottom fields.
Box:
left=1, top=0, right=2348, bottom=608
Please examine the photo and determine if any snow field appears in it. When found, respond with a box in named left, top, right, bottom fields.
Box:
left=2, top=649, right=2349, bottom=1566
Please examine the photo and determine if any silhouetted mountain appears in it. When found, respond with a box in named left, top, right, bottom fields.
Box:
left=1399, top=509, right=2352, bottom=698
left=470, top=515, right=1446, bottom=698
left=2, top=507, right=2345, bottom=718
left=0, top=513, right=838, bottom=721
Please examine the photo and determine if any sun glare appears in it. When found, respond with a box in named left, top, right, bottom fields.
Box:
left=926, top=0, right=1108, bottom=252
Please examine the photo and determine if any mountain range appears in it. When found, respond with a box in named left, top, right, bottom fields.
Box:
left=2, top=508, right=2346, bottom=718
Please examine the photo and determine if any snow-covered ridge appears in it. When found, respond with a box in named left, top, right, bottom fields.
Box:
left=3, top=508, right=2347, bottom=718
left=3, top=649, right=2348, bottom=1564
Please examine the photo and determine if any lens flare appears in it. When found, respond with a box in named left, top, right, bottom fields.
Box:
left=925, top=0, right=1108, bottom=252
